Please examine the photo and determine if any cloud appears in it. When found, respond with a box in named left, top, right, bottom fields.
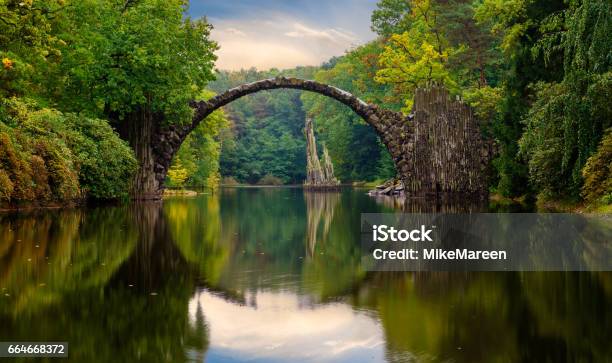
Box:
left=212, top=38, right=321, bottom=71
left=190, top=0, right=378, bottom=70
left=284, top=23, right=357, bottom=45
left=209, top=15, right=368, bottom=71
left=189, top=290, right=385, bottom=362
left=225, top=27, right=246, bottom=37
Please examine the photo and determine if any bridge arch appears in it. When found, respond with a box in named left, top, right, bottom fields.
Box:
left=190, top=77, right=380, bottom=131
left=141, top=79, right=489, bottom=200
left=146, top=77, right=412, bottom=198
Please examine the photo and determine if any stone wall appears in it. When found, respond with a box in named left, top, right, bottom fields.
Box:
left=404, top=86, right=492, bottom=198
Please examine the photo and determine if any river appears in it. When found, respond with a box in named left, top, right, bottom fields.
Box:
left=0, top=187, right=610, bottom=362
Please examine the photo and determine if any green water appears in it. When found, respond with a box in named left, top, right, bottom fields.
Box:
left=0, top=188, right=610, bottom=362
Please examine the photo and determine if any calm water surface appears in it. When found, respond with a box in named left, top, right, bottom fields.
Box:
left=0, top=188, right=610, bottom=362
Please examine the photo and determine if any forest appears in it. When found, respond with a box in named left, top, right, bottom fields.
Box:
left=1, top=0, right=610, bottom=209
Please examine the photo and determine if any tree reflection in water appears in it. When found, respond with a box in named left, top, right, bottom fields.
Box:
left=0, top=203, right=209, bottom=362
left=304, top=191, right=340, bottom=257
left=0, top=189, right=609, bottom=362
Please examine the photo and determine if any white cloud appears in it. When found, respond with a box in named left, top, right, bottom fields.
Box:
left=225, top=27, right=246, bottom=37
left=209, top=14, right=370, bottom=71
left=284, top=22, right=357, bottom=45
left=189, top=290, right=385, bottom=362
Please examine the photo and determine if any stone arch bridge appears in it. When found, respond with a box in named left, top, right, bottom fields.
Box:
left=140, top=77, right=490, bottom=199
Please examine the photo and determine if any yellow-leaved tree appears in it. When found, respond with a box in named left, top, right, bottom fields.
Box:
left=375, top=0, right=460, bottom=111
left=166, top=157, right=189, bottom=188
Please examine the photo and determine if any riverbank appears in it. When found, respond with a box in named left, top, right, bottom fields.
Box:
left=2, top=186, right=609, bottom=213
left=491, top=193, right=612, bottom=213
left=0, top=200, right=81, bottom=213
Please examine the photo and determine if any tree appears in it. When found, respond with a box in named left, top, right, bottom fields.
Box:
left=0, top=0, right=68, bottom=98
left=371, top=0, right=412, bottom=37
left=209, top=68, right=315, bottom=184
left=475, top=0, right=567, bottom=197
left=53, top=0, right=218, bottom=197
left=166, top=91, right=229, bottom=188
left=302, top=42, right=397, bottom=182
left=166, top=157, right=189, bottom=188
left=374, top=0, right=500, bottom=112
left=518, top=0, right=611, bottom=199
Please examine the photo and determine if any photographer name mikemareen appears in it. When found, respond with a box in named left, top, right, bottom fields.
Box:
left=370, top=224, right=507, bottom=261
left=372, top=248, right=507, bottom=260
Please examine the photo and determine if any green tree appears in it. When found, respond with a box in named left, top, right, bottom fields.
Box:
left=209, top=68, right=315, bottom=184
left=475, top=0, right=567, bottom=197
left=302, top=42, right=397, bottom=182
left=581, top=129, right=612, bottom=206
left=374, top=0, right=501, bottom=112
left=0, top=0, right=67, bottom=99
left=167, top=91, right=229, bottom=188
left=518, top=0, right=611, bottom=199
left=371, top=0, right=412, bottom=37
left=52, top=0, right=217, bottom=196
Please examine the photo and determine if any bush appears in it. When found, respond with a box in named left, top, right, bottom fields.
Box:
left=0, top=98, right=136, bottom=203
left=221, top=176, right=239, bottom=185
left=62, top=115, right=137, bottom=199
left=257, top=174, right=284, bottom=186
left=0, top=123, right=78, bottom=202
left=582, top=129, right=612, bottom=205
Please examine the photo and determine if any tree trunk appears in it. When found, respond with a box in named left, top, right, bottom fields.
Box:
left=116, top=106, right=163, bottom=200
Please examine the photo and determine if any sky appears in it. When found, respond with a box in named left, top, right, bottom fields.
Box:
left=188, top=0, right=379, bottom=71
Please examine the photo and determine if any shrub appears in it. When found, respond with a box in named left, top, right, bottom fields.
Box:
left=0, top=169, right=13, bottom=199
left=166, top=158, right=189, bottom=188
left=221, top=176, right=239, bottom=185
left=0, top=98, right=136, bottom=203
left=257, top=174, right=284, bottom=186
left=582, top=129, right=612, bottom=205
left=63, top=115, right=137, bottom=199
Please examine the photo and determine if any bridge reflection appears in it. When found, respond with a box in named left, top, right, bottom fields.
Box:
left=0, top=191, right=609, bottom=362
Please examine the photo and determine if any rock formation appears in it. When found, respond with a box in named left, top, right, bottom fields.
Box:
left=304, top=117, right=340, bottom=189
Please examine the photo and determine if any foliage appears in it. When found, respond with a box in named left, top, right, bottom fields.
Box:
left=50, top=0, right=217, bottom=122
left=63, top=114, right=138, bottom=199
left=166, top=91, right=228, bottom=188
left=518, top=82, right=567, bottom=198
left=581, top=129, right=612, bottom=206
left=302, top=42, right=397, bottom=182
left=518, top=0, right=611, bottom=198
left=474, top=0, right=567, bottom=196
left=371, top=0, right=412, bottom=37
left=209, top=68, right=316, bottom=184
left=0, top=98, right=136, bottom=202
left=166, top=157, right=189, bottom=188
left=257, top=174, right=284, bottom=186
left=374, top=0, right=501, bottom=112
left=375, top=0, right=457, bottom=111
left=0, top=0, right=67, bottom=98
left=0, top=0, right=218, bottom=203
left=221, top=176, right=239, bottom=185
left=462, top=86, right=503, bottom=128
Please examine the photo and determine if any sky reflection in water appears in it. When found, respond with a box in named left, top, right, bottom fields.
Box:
left=0, top=187, right=610, bottom=362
